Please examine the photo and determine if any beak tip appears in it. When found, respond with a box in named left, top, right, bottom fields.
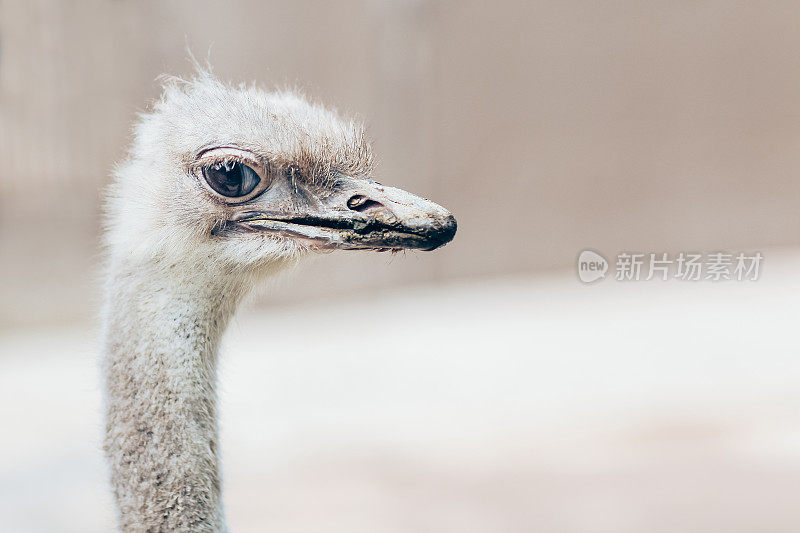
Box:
left=423, top=213, right=457, bottom=251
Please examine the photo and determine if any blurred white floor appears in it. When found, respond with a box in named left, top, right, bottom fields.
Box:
left=3, top=252, right=800, bottom=532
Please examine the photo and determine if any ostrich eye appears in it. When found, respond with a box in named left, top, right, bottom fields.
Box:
left=203, top=160, right=261, bottom=198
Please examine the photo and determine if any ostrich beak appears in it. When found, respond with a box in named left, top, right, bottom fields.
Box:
left=232, top=175, right=457, bottom=251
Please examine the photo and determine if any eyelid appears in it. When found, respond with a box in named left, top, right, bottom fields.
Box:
left=195, top=147, right=262, bottom=169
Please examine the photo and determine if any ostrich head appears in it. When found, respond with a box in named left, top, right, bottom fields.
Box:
left=105, top=71, right=456, bottom=279
left=102, top=70, right=457, bottom=531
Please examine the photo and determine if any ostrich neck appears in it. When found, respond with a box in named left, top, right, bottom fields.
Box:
left=102, top=260, right=246, bottom=532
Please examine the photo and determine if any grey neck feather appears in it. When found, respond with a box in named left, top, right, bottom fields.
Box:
left=102, top=260, right=246, bottom=532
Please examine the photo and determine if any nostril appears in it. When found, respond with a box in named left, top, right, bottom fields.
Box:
left=347, top=194, right=384, bottom=213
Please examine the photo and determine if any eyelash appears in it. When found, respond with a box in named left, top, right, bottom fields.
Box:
left=286, top=165, right=301, bottom=181
left=200, top=155, right=253, bottom=172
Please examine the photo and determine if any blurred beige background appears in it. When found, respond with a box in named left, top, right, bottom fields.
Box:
left=4, top=1, right=800, bottom=532
left=4, top=0, right=800, bottom=325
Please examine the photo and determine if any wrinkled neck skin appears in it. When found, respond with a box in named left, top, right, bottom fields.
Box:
left=102, top=254, right=257, bottom=533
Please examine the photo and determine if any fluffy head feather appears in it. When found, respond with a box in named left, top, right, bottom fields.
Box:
left=105, top=70, right=375, bottom=276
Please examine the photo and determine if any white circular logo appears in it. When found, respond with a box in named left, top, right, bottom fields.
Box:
left=577, top=250, right=608, bottom=283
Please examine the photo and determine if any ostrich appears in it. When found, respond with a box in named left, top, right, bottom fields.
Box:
left=101, top=70, right=456, bottom=532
